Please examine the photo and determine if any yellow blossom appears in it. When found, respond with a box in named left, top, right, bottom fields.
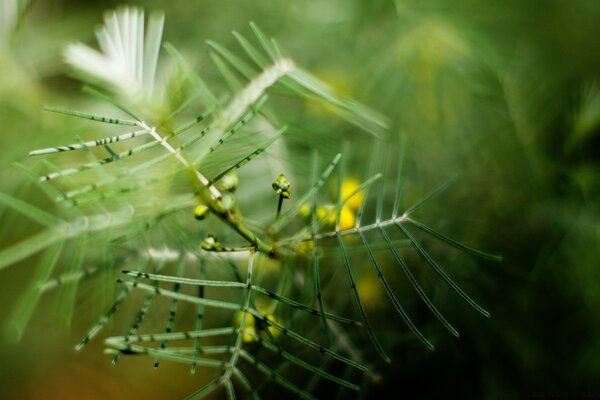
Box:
left=341, top=178, right=365, bottom=211
left=234, top=311, right=256, bottom=343
left=338, top=205, right=356, bottom=231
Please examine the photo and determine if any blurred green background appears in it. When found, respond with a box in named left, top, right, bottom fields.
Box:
left=1, top=0, right=599, bottom=398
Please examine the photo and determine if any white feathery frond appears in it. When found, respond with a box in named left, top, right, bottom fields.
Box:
left=194, top=58, right=295, bottom=164
left=219, top=58, right=295, bottom=129
left=64, top=6, right=164, bottom=100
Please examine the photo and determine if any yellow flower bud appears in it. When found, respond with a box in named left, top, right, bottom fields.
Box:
left=234, top=311, right=257, bottom=343
left=316, top=204, right=356, bottom=230
left=316, top=205, right=337, bottom=226
left=338, top=205, right=356, bottom=231
left=297, top=240, right=314, bottom=255
left=357, top=273, right=383, bottom=311
left=262, top=314, right=281, bottom=338
left=341, top=178, right=364, bottom=211
left=299, top=203, right=311, bottom=219
left=272, top=173, right=291, bottom=199
left=201, top=235, right=221, bottom=251
left=193, top=204, right=209, bottom=220
left=216, top=172, right=239, bottom=192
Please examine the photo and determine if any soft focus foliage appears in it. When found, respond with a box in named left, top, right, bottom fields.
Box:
left=1, top=0, right=599, bottom=399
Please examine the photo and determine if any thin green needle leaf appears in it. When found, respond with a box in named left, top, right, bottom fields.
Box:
left=308, top=151, right=332, bottom=343
left=310, top=173, right=382, bottom=235
left=4, top=241, right=64, bottom=342
left=391, top=134, right=406, bottom=219
left=375, top=150, right=389, bottom=222
left=247, top=309, right=367, bottom=371
left=250, top=286, right=361, bottom=326
left=39, top=111, right=212, bottom=183
left=396, top=223, right=491, bottom=318
left=29, top=129, right=149, bottom=156
left=336, top=234, right=391, bottom=363
left=112, top=261, right=166, bottom=364
left=287, top=68, right=388, bottom=138
left=246, top=331, right=361, bottom=390
left=43, top=106, right=139, bottom=126
left=191, top=97, right=269, bottom=171
left=184, top=376, right=223, bottom=400
left=345, top=176, right=384, bottom=208
left=239, top=350, right=317, bottom=400
left=402, top=176, right=458, bottom=217
left=122, top=345, right=230, bottom=356
left=205, top=96, right=268, bottom=155
left=164, top=95, right=195, bottom=123
left=76, top=287, right=130, bottom=351
left=121, top=270, right=245, bottom=288
left=232, top=30, right=269, bottom=69
left=155, top=255, right=186, bottom=368
left=59, top=136, right=199, bottom=200
left=209, top=51, right=244, bottom=92
left=41, top=265, right=101, bottom=293
left=271, top=153, right=341, bottom=233
left=224, top=379, right=236, bottom=400
left=173, top=110, right=213, bottom=135
left=105, top=343, right=226, bottom=367
left=113, top=291, right=155, bottom=365
left=10, top=163, right=68, bottom=208
left=123, top=271, right=360, bottom=324
left=105, top=327, right=236, bottom=345
left=0, top=192, right=61, bottom=227
left=227, top=252, right=255, bottom=383
left=210, top=127, right=285, bottom=183
left=378, top=227, right=457, bottom=340
left=356, top=144, right=381, bottom=227
left=317, top=238, right=411, bottom=257
left=192, top=253, right=206, bottom=375
left=335, top=147, right=346, bottom=232
left=206, top=39, right=256, bottom=81
left=0, top=228, right=65, bottom=272
left=56, top=234, right=86, bottom=329
left=143, top=11, right=164, bottom=94
left=404, top=218, right=503, bottom=262
left=37, top=136, right=162, bottom=182
left=249, top=22, right=278, bottom=62
left=270, top=37, right=284, bottom=59
left=118, top=280, right=242, bottom=311
left=109, top=335, right=229, bottom=363
left=232, top=368, right=261, bottom=400
left=82, top=86, right=142, bottom=120
left=164, top=42, right=219, bottom=109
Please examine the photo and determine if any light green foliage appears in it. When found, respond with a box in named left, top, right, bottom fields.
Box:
left=2, top=1, right=598, bottom=399
left=0, top=6, right=501, bottom=398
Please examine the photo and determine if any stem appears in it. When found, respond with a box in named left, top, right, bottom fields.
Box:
left=140, top=120, right=273, bottom=256
left=276, top=194, right=284, bottom=220
left=199, top=186, right=273, bottom=256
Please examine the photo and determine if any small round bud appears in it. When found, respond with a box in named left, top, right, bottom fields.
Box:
left=272, top=173, right=291, bottom=199
left=221, top=193, right=238, bottom=212
left=201, top=235, right=222, bottom=251
left=193, top=204, right=209, bottom=220
left=341, top=177, right=365, bottom=211
left=216, top=172, right=239, bottom=192
left=234, top=311, right=257, bottom=343
left=298, top=203, right=311, bottom=219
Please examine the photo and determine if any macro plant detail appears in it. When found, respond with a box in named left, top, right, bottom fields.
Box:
left=0, top=5, right=510, bottom=400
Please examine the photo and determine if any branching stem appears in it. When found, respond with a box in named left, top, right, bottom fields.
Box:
left=138, top=121, right=273, bottom=256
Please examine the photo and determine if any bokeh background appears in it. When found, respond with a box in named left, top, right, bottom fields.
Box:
left=1, top=0, right=599, bottom=399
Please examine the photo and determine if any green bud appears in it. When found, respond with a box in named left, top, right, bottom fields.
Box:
left=272, top=173, right=291, bottom=199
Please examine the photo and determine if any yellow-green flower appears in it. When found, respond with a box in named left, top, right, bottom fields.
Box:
left=341, top=177, right=365, bottom=211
